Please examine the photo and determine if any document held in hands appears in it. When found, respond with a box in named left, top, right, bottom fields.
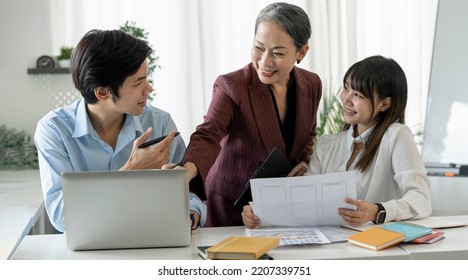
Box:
left=250, top=171, right=357, bottom=226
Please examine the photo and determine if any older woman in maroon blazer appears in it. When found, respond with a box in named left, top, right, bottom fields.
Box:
left=181, top=3, right=322, bottom=227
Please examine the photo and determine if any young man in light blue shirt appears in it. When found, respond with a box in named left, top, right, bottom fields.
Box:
left=34, top=29, right=206, bottom=233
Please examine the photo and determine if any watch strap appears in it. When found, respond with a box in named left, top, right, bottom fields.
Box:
left=373, top=203, right=386, bottom=224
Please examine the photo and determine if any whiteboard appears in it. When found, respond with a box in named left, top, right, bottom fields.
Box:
left=422, top=0, right=468, bottom=166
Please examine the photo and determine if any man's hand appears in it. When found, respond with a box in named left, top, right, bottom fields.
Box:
left=121, top=129, right=177, bottom=170
left=190, top=210, right=200, bottom=230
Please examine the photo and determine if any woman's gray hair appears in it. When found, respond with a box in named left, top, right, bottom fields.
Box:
left=255, top=2, right=311, bottom=49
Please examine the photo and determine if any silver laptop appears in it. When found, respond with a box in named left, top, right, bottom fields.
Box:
left=62, top=169, right=191, bottom=251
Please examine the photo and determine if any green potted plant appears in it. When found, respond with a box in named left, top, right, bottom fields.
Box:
left=57, top=46, right=74, bottom=68
left=315, top=87, right=345, bottom=142
left=119, top=21, right=160, bottom=100
left=0, top=125, right=38, bottom=170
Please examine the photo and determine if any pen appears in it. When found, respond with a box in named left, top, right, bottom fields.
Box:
left=139, top=132, right=180, bottom=148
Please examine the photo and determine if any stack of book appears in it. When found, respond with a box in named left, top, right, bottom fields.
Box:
left=348, top=222, right=443, bottom=251
left=197, top=236, right=280, bottom=260
left=347, top=227, right=405, bottom=251
left=410, top=229, right=445, bottom=244
left=381, top=222, right=433, bottom=242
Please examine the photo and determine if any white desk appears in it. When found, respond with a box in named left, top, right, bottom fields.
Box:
left=399, top=215, right=468, bottom=259
left=13, top=216, right=468, bottom=260
left=0, top=169, right=44, bottom=260
left=11, top=226, right=409, bottom=260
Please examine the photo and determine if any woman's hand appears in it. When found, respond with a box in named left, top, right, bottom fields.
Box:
left=338, top=198, right=379, bottom=226
left=241, top=205, right=260, bottom=229
left=162, top=162, right=182, bottom=169
left=121, top=129, right=177, bottom=170
left=287, top=161, right=309, bottom=177
left=182, top=161, right=198, bottom=181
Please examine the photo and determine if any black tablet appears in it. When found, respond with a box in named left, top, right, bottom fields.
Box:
left=234, top=147, right=293, bottom=210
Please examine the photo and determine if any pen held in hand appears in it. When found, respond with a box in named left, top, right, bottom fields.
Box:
left=138, top=132, right=180, bottom=148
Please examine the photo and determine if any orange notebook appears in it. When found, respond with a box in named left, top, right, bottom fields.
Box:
left=347, top=227, right=405, bottom=251
left=205, top=236, right=280, bottom=260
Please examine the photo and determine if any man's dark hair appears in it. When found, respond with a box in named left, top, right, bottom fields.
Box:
left=70, top=29, right=152, bottom=104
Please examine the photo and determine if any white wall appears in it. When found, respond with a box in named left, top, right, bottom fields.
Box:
left=2, top=0, right=465, bottom=220
left=0, top=0, right=78, bottom=136
left=422, top=0, right=468, bottom=166
left=0, top=0, right=437, bottom=142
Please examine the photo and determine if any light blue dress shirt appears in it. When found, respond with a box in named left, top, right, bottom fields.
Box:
left=34, top=98, right=206, bottom=232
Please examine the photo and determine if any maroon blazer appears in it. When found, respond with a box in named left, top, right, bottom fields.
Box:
left=184, top=63, right=322, bottom=226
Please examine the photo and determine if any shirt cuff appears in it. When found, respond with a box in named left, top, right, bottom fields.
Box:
left=189, top=192, right=207, bottom=227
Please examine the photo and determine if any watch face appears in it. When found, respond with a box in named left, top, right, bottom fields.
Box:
left=36, top=55, right=56, bottom=68
left=377, top=211, right=386, bottom=224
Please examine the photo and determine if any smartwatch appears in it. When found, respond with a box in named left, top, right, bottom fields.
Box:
left=373, top=203, right=386, bottom=224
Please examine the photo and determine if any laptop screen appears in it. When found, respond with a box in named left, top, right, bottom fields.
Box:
left=62, top=169, right=190, bottom=250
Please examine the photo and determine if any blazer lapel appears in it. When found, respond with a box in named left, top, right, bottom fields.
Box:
left=248, top=70, right=286, bottom=156
left=290, top=68, right=313, bottom=161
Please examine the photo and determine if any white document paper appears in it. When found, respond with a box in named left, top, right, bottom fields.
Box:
left=245, top=225, right=358, bottom=246
left=250, top=171, right=357, bottom=226
left=245, top=226, right=331, bottom=246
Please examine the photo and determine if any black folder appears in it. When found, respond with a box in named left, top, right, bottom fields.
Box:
left=234, top=147, right=293, bottom=210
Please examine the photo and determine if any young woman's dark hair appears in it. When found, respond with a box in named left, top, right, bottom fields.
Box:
left=343, top=55, right=408, bottom=171
left=70, top=29, right=152, bottom=104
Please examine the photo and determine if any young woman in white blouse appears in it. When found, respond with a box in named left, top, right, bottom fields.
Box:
left=242, top=55, right=432, bottom=228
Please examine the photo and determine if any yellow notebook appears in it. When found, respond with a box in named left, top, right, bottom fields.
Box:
left=347, top=227, right=405, bottom=251
left=205, top=236, right=280, bottom=260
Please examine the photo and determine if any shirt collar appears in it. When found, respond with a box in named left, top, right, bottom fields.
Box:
left=73, top=98, right=97, bottom=138
left=120, top=113, right=145, bottom=143
left=72, top=98, right=146, bottom=141
left=345, top=124, right=375, bottom=153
